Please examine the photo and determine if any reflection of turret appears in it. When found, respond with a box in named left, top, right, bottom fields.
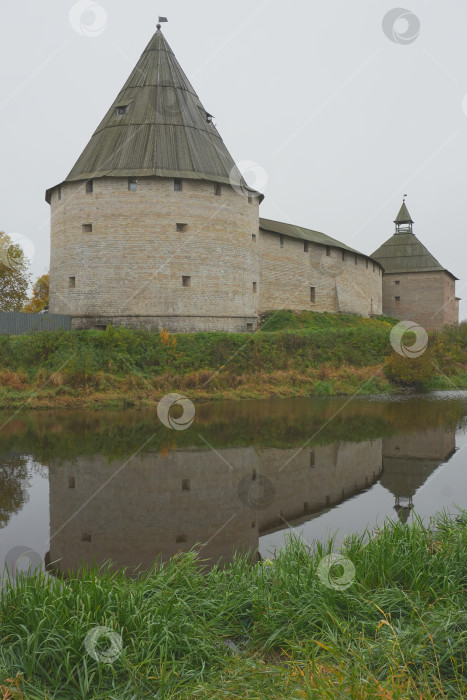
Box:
left=47, top=439, right=382, bottom=574
left=0, top=455, right=29, bottom=528
left=380, top=429, right=456, bottom=522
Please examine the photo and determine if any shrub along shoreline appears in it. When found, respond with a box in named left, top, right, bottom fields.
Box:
left=0, top=312, right=466, bottom=409
left=1, top=510, right=466, bottom=698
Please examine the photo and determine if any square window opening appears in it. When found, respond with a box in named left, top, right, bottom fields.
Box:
left=128, top=178, right=137, bottom=191
left=395, top=296, right=401, bottom=302
left=82, top=223, right=93, bottom=233
left=81, top=533, right=92, bottom=543
left=176, top=223, right=188, bottom=232
left=182, top=479, right=190, bottom=492
left=69, top=276, right=76, bottom=289
left=246, top=322, right=253, bottom=332
left=395, top=280, right=400, bottom=285
left=182, top=276, right=191, bottom=288
left=174, top=178, right=182, bottom=192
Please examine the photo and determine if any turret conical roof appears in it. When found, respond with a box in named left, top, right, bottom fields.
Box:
left=46, top=27, right=257, bottom=201
left=394, top=201, right=413, bottom=224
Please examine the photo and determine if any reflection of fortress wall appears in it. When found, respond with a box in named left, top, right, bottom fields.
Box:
left=257, top=440, right=382, bottom=530
left=48, top=439, right=382, bottom=573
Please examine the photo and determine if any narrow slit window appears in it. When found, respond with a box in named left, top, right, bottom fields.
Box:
left=280, top=235, right=284, bottom=248
left=57, top=186, right=62, bottom=201
left=310, top=286, right=316, bottom=304
left=214, top=183, right=221, bottom=196
left=69, top=276, right=76, bottom=289
left=246, top=322, right=253, bottom=332
left=326, top=246, right=331, bottom=257
left=354, top=254, right=358, bottom=265
left=128, top=178, right=137, bottom=191
left=176, top=223, right=188, bottom=232
left=304, top=241, right=309, bottom=252
left=85, top=179, right=93, bottom=194
left=176, top=535, right=187, bottom=543
left=82, top=223, right=93, bottom=233
left=341, top=250, right=346, bottom=261
left=252, top=233, right=256, bottom=242
left=253, top=281, right=257, bottom=293
left=182, top=276, right=191, bottom=288
left=309, top=450, right=315, bottom=467
left=174, top=178, right=182, bottom=191
left=81, top=533, right=92, bottom=542
left=366, top=259, right=369, bottom=269
left=182, top=479, right=190, bottom=492
left=68, top=476, right=75, bottom=489
left=373, top=262, right=376, bottom=272
left=248, top=196, right=253, bottom=204
left=395, top=280, right=400, bottom=286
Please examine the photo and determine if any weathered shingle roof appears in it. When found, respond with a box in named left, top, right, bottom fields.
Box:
left=371, top=232, right=458, bottom=278
left=394, top=201, right=413, bottom=224
left=259, top=217, right=381, bottom=263
left=46, top=27, right=258, bottom=202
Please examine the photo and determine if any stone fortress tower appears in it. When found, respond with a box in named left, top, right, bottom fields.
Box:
left=371, top=200, right=459, bottom=331
left=46, top=23, right=384, bottom=332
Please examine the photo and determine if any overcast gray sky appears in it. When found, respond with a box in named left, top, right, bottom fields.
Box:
left=1, top=0, right=466, bottom=319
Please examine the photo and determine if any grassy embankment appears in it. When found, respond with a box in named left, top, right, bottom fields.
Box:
left=0, top=311, right=466, bottom=408
left=1, top=510, right=466, bottom=698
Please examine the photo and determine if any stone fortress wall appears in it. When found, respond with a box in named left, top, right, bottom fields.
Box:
left=49, top=175, right=383, bottom=332
left=381, top=271, right=459, bottom=331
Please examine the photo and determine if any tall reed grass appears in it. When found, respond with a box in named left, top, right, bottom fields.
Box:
left=1, top=510, right=466, bottom=698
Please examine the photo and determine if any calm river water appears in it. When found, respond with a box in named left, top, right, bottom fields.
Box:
left=1, top=392, right=467, bottom=576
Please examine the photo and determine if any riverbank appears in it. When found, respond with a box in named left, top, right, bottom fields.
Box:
left=1, top=510, right=466, bottom=698
left=0, top=313, right=466, bottom=409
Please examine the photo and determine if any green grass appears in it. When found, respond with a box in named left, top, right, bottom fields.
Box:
left=0, top=313, right=465, bottom=408
left=1, top=510, right=466, bottom=698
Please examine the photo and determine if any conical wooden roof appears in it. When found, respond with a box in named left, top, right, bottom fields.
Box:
left=394, top=201, right=413, bottom=224
left=372, top=204, right=457, bottom=278
left=46, top=27, right=257, bottom=201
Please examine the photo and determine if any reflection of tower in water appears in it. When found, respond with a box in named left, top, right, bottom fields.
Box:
left=380, top=428, right=456, bottom=523
left=46, top=439, right=382, bottom=574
